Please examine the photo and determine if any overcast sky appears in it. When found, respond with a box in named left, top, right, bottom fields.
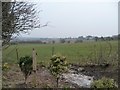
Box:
left=21, top=0, right=119, bottom=38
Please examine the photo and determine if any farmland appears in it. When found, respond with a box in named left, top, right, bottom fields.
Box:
left=2, top=40, right=118, bottom=88
left=3, top=40, right=118, bottom=66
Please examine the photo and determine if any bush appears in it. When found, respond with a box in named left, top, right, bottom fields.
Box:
left=19, top=56, right=33, bottom=84
left=91, top=77, right=118, bottom=88
left=2, top=63, right=10, bottom=71
left=49, top=54, right=68, bottom=87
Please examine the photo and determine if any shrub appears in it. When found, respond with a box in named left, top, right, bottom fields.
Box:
left=91, top=77, right=118, bottom=88
left=49, top=54, right=67, bottom=87
left=19, top=56, right=33, bottom=84
left=2, top=63, right=10, bottom=71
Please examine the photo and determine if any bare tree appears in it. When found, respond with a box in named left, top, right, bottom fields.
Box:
left=2, top=2, right=47, bottom=46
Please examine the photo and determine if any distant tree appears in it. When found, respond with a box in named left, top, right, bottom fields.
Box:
left=94, top=36, right=98, bottom=42
left=112, top=35, right=118, bottom=40
left=43, top=42, right=47, bottom=44
left=60, top=39, right=65, bottom=43
left=105, top=37, right=111, bottom=41
left=78, top=36, right=84, bottom=40
left=52, top=40, right=55, bottom=44
left=68, top=37, right=71, bottom=39
left=67, top=40, right=70, bottom=43
left=75, top=39, right=83, bottom=43
left=100, top=36, right=104, bottom=41
left=86, top=35, right=93, bottom=40
left=38, top=40, right=42, bottom=44
left=2, top=2, right=47, bottom=46
left=110, top=37, right=114, bottom=40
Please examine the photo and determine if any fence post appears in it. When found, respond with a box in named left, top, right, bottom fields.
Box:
left=16, top=48, right=19, bottom=61
left=52, top=46, right=54, bottom=55
left=32, top=48, right=37, bottom=87
left=32, top=48, right=37, bottom=71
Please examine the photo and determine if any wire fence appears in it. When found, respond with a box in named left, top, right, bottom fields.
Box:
left=2, top=41, right=118, bottom=67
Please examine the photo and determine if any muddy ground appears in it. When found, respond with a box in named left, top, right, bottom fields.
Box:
left=70, top=63, right=118, bottom=83
left=2, top=63, right=118, bottom=88
left=2, top=64, right=78, bottom=88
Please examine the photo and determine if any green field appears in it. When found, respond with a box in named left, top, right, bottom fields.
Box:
left=3, top=40, right=118, bottom=66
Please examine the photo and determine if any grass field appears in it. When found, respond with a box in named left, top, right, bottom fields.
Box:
left=2, top=40, right=118, bottom=88
left=3, top=40, right=118, bottom=66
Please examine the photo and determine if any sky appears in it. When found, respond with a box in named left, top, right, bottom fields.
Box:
left=20, top=0, right=119, bottom=38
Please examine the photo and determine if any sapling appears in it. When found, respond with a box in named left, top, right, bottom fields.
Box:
left=49, top=54, right=67, bottom=87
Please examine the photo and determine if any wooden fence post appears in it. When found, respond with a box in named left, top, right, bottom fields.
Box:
left=32, top=48, right=37, bottom=71
left=52, top=46, right=54, bottom=56
left=32, top=48, right=37, bottom=87
left=16, top=48, right=19, bottom=61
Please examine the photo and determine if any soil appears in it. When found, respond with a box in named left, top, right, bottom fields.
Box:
left=2, top=63, right=118, bottom=88
left=2, top=64, right=78, bottom=88
left=70, top=63, right=118, bottom=83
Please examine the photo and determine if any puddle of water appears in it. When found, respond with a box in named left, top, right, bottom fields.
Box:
left=62, top=70, right=93, bottom=88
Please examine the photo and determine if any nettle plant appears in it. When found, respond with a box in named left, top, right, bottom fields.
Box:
left=49, top=54, right=68, bottom=87
left=91, top=77, right=118, bottom=88
left=19, top=56, right=33, bottom=84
